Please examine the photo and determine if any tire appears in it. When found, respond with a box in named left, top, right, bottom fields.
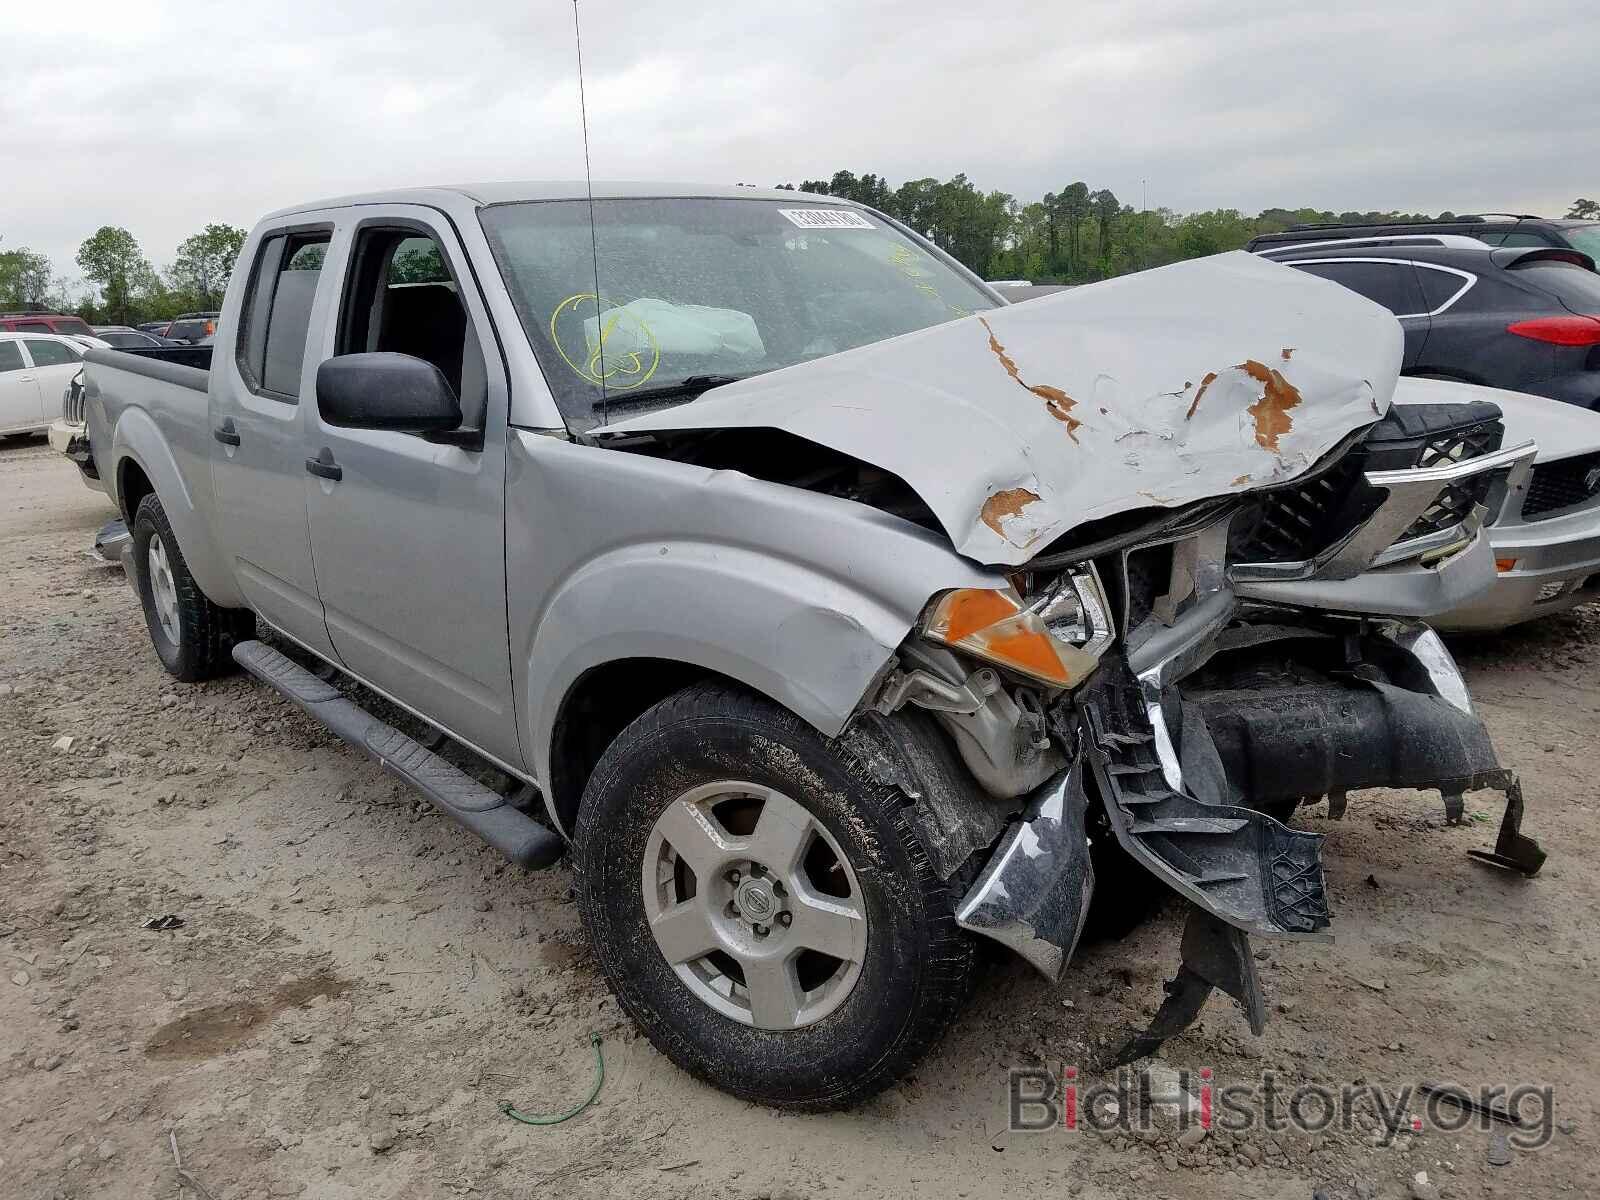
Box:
left=574, top=681, right=977, bottom=1110
left=130, top=494, right=254, bottom=681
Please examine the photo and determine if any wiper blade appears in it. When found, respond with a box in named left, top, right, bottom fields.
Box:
left=599, top=374, right=750, bottom=411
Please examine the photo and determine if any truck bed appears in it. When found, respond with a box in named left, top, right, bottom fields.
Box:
left=81, top=343, right=239, bottom=607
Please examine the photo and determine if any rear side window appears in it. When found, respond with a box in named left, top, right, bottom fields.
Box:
left=1509, top=261, right=1600, bottom=314
left=0, top=342, right=23, bottom=372
left=15, top=321, right=51, bottom=333
left=1291, top=260, right=1427, bottom=317
left=235, top=230, right=332, bottom=400
left=1414, top=265, right=1473, bottom=311
left=53, top=317, right=93, bottom=336
left=26, top=339, right=82, bottom=366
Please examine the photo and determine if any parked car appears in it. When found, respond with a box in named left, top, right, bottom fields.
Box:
left=136, top=321, right=174, bottom=335
left=1005, top=279, right=1600, bottom=636
left=1253, top=235, right=1600, bottom=409
left=92, top=325, right=175, bottom=350
left=80, top=184, right=1543, bottom=1109
left=1388, top=377, right=1600, bottom=631
left=159, top=312, right=220, bottom=344
left=0, top=312, right=96, bottom=338
left=1, top=332, right=88, bottom=437
left=1247, top=214, right=1600, bottom=257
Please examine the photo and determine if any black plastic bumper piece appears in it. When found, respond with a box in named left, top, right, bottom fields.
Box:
left=233, top=640, right=564, bottom=869
left=1078, top=663, right=1332, bottom=940
left=1191, top=677, right=1500, bottom=804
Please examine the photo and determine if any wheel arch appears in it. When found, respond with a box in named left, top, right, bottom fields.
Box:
left=110, top=411, right=243, bottom=608
left=545, top=657, right=743, bottom=838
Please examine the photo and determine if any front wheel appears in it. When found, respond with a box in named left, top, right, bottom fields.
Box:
left=131, top=494, right=254, bottom=681
left=574, top=682, right=977, bottom=1110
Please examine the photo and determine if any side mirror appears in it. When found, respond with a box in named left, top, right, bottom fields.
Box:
left=316, top=352, right=461, bottom=433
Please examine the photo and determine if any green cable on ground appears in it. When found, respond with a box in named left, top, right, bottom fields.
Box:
left=498, top=1033, right=604, bottom=1126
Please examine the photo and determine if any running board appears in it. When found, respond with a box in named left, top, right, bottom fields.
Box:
left=232, top=640, right=564, bottom=869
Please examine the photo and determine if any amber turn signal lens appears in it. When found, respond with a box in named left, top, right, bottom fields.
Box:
left=1495, top=558, right=1518, bottom=573
left=924, top=588, right=1075, bottom=687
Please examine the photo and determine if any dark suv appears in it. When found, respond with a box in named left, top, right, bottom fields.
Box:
left=160, top=312, right=220, bottom=344
left=1256, top=236, right=1600, bottom=409
left=1247, top=214, right=1600, bottom=258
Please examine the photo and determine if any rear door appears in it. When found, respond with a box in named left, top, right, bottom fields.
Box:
left=0, top=340, right=44, bottom=433
left=20, top=337, right=86, bottom=417
left=209, top=223, right=339, bottom=658
left=1288, top=258, right=1432, bottom=367
left=300, top=208, right=522, bottom=768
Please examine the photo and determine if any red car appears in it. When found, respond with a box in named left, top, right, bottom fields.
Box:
left=0, top=312, right=96, bottom=338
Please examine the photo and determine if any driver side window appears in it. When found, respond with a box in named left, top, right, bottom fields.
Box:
left=335, top=227, right=487, bottom=430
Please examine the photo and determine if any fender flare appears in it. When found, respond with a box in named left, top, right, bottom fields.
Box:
left=524, top=538, right=984, bottom=807
left=111, top=409, right=244, bottom=608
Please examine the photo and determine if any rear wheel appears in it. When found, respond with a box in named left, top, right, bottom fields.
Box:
left=131, top=494, right=254, bottom=681
left=574, top=681, right=977, bottom=1110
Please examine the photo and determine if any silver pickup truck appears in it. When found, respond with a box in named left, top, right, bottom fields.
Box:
left=82, top=183, right=1545, bottom=1109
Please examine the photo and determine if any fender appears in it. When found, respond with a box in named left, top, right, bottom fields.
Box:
left=505, top=431, right=999, bottom=800
left=110, top=407, right=245, bottom=609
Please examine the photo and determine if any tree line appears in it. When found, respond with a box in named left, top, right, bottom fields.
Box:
left=4, top=187, right=1596, bottom=324
left=777, top=173, right=1600, bottom=283
left=0, top=224, right=247, bottom=326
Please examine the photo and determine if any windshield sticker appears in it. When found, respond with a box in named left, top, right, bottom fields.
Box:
left=549, top=293, right=661, bottom=390
left=777, top=208, right=874, bottom=230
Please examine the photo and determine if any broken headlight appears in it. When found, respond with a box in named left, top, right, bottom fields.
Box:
left=923, top=565, right=1115, bottom=689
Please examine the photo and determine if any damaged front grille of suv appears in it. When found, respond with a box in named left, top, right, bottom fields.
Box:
left=1230, top=402, right=1507, bottom=568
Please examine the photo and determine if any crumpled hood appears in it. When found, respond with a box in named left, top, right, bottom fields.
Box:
left=602, top=251, right=1403, bottom=567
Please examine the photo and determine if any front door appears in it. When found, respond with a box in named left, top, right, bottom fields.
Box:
left=0, top=340, right=43, bottom=434
left=301, top=210, right=521, bottom=769
left=19, top=337, right=89, bottom=420
left=209, top=224, right=338, bottom=658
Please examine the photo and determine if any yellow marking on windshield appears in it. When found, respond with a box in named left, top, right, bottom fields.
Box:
left=549, top=293, right=660, bottom=390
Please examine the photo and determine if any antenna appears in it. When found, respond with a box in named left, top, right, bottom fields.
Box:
left=572, top=0, right=606, bottom=418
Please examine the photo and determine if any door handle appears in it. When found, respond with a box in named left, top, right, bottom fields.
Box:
left=305, top=449, right=342, bottom=482
left=213, top=420, right=241, bottom=446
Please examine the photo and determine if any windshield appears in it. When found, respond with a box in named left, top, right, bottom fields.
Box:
left=478, top=197, right=998, bottom=428
left=1512, top=259, right=1600, bottom=314
left=1561, top=223, right=1600, bottom=262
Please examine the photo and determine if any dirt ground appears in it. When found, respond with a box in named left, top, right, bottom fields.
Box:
left=1, top=436, right=1595, bottom=1200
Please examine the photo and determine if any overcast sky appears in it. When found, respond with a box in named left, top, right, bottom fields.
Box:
left=6, top=0, right=1596, bottom=288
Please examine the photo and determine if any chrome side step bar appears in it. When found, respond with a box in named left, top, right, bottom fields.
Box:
left=232, top=640, right=564, bottom=869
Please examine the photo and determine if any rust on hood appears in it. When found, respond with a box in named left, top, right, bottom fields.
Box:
left=980, top=487, right=1042, bottom=541
left=979, top=318, right=1082, bottom=441
left=1281, top=347, right=1295, bottom=361
left=1240, top=359, right=1303, bottom=451
left=1185, top=371, right=1219, bottom=420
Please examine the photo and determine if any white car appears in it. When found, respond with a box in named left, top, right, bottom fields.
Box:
left=1396, top=377, right=1600, bottom=631
left=0, top=332, right=91, bottom=437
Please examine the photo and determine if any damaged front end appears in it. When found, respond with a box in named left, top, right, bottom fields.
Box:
left=869, top=401, right=1544, bottom=1061
left=600, top=250, right=1547, bottom=1059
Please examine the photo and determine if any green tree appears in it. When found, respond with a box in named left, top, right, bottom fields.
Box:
left=1568, top=198, right=1599, bottom=220
left=75, top=226, right=151, bottom=325
left=0, top=240, right=58, bottom=309
left=1057, top=182, right=1091, bottom=277
left=1091, top=188, right=1120, bottom=269
left=166, top=223, right=247, bottom=310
